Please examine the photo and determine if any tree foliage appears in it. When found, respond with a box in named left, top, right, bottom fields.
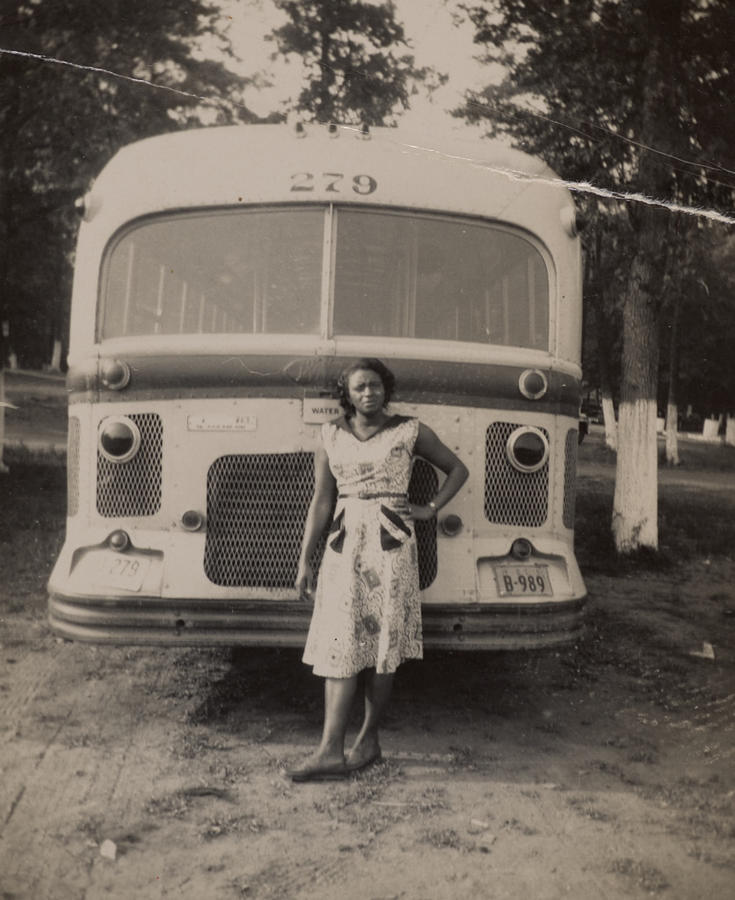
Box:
left=455, top=0, right=735, bottom=552
left=267, top=0, right=445, bottom=126
left=0, top=0, right=258, bottom=367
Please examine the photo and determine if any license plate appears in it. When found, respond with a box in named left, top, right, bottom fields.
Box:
left=73, top=553, right=151, bottom=592
left=495, top=564, right=552, bottom=597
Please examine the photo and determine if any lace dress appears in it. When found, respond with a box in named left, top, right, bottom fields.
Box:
left=302, top=415, right=423, bottom=678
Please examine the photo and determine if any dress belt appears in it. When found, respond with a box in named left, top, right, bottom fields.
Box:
left=338, top=491, right=407, bottom=500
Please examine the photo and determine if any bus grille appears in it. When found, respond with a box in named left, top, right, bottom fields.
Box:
left=205, top=452, right=315, bottom=588
left=67, top=416, right=80, bottom=517
left=484, top=422, right=549, bottom=527
left=96, top=413, right=163, bottom=517
left=563, top=428, right=578, bottom=529
left=204, top=453, right=439, bottom=590
left=409, top=459, right=438, bottom=590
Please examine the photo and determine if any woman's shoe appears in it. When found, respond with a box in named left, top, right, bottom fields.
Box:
left=345, top=747, right=382, bottom=773
left=288, top=760, right=350, bottom=783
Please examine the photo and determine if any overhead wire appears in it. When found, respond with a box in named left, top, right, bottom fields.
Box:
left=1, top=45, right=734, bottom=225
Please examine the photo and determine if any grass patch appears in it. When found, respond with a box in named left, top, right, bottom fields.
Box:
left=659, top=439, right=735, bottom=471
left=575, top=477, right=735, bottom=574
left=579, top=428, right=735, bottom=472
left=0, top=463, right=66, bottom=614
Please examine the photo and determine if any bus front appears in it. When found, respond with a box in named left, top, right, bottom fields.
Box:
left=48, top=124, right=585, bottom=649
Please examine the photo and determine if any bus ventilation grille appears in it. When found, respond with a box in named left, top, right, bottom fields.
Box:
left=484, top=422, right=549, bottom=527
left=96, top=413, right=163, bottom=517
left=205, top=452, right=318, bottom=588
left=409, top=458, right=438, bottom=590
left=563, top=428, right=578, bottom=529
left=67, top=416, right=80, bottom=517
left=204, top=453, right=439, bottom=591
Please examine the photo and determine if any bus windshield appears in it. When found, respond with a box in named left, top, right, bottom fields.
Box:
left=101, top=206, right=549, bottom=350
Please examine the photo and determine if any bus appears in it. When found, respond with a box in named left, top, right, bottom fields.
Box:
left=48, top=122, right=586, bottom=650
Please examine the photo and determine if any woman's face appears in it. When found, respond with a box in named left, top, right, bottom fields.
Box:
left=347, top=368, right=385, bottom=416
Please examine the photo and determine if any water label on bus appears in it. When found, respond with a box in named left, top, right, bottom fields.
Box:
left=494, top=564, right=553, bottom=597
left=70, top=552, right=151, bottom=592
left=187, top=414, right=257, bottom=432
left=302, top=400, right=342, bottom=424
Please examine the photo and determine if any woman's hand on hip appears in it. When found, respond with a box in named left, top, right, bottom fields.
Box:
left=395, top=499, right=435, bottom=522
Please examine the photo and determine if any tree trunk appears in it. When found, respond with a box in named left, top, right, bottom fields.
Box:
left=596, top=300, right=618, bottom=451
left=664, top=296, right=681, bottom=466
left=612, top=0, right=681, bottom=554
left=613, top=252, right=660, bottom=552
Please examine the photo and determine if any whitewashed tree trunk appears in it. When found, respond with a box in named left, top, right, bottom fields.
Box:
left=613, top=398, right=659, bottom=552
left=50, top=339, right=62, bottom=371
left=664, top=296, right=680, bottom=466
left=665, top=400, right=679, bottom=466
left=612, top=247, right=661, bottom=553
left=612, top=0, right=680, bottom=554
left=601, top=392, right=617, bottom=450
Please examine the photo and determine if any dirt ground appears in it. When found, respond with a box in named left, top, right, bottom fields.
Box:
left=1, top=410, right=734, bottom=898
left=1, top=544, right=734, bottom=896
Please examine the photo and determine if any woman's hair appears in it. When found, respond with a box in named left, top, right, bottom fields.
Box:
left=336, top=358, right=396, bottom=416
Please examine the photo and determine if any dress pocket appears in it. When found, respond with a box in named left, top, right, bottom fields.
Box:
left=379, top=504, right=412, bottom=551
left=328, top=507, right=346, bottom=553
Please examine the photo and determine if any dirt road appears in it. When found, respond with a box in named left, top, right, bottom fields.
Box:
left=1, top=553, right=734, bottom=899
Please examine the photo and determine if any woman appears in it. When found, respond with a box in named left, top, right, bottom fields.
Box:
left=290, top=358, right=468, bottom=782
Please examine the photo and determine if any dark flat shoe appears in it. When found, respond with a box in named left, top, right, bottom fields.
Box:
left=345, top=749, right=382, bottom=773
left=288, top=762, right=350, bottom=783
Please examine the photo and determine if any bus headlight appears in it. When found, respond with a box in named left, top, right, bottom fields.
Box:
left=519, top=368, right=548, bottom=400
left=98, top=416, right=141, bottom=463
left=506, top=426, right=549, bottom=473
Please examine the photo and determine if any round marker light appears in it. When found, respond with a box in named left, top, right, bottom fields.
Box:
left=440, top=514, right=463, bottom=537
left=511, top=538, right=533, bottom=560
left=108, top=529, right=130, bottom=552
left=507, top=427, right=549, bottom=473
left=519, top=369, right=548, bottom=400
left=181, top=510, right=204, bottom=532
left=101, top=358, right=131, bottom=391
left=98, top=416, right=141, bottom=463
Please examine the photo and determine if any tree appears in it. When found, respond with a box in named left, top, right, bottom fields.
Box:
left=665, top=230, right=735, bottom=432
left=0, top=0, right=259, bottom=368
left=454, top=0, right=735, bottom=553
left=267, top=0, right=445, bottom=126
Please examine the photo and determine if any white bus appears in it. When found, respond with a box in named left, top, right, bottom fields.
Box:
left=48, top=122, right=586, bottom=650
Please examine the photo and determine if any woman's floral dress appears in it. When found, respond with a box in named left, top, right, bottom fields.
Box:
left=303, top=415, right=423, bottom=678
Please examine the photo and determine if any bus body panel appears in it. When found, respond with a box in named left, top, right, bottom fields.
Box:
left=51, top=124, right=586, bottom=650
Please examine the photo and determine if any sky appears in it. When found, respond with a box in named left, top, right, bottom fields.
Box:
left=223, top=0, right=494, bottom=136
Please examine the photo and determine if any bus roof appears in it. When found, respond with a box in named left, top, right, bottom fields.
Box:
left=84, top=124, right=575, bottom=240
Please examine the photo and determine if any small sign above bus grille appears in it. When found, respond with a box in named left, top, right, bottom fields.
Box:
left=302, top=400, right=342, bottom=424
left=187, top=414, right=257, bottom=432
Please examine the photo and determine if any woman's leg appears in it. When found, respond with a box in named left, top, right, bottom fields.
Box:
left=347, top=669, right=393, bottom=768
left=318, top=675, right=358, bottom=760
left=290, top=675, right=357, bottom=779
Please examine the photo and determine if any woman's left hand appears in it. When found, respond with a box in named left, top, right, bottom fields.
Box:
left=394, top=500, right=435, bottom=522
left=410, top=503, right=436, bottom=522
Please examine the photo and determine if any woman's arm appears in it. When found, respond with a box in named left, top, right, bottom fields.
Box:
left=406, top=422, right=469, bottom=522
left=295, top=446, right=337, bottom=597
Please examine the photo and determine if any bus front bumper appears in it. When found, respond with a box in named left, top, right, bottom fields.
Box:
left=48, top=593, right=586, bottom=651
